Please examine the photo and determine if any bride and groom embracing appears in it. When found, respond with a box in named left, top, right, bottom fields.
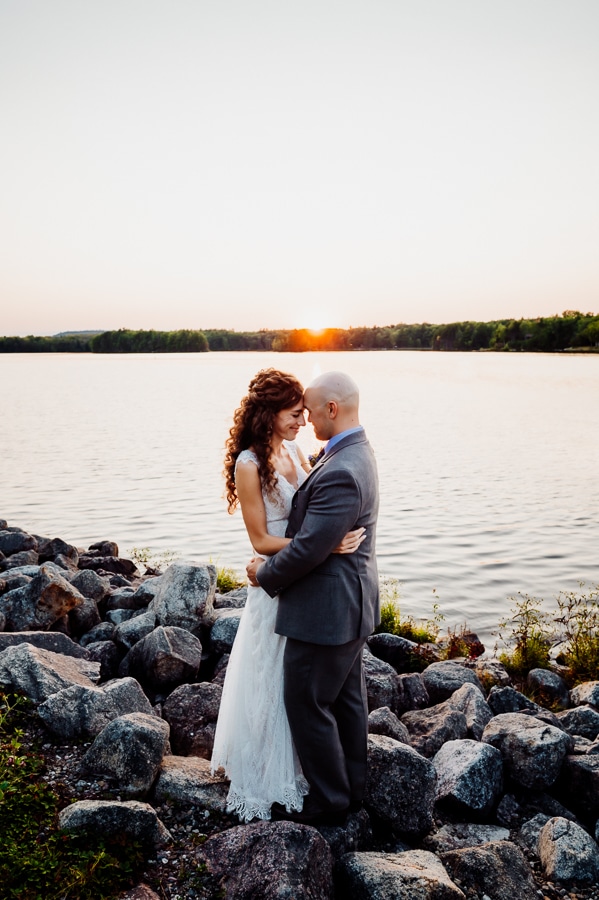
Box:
left=211, top=368, right=380, bottom=826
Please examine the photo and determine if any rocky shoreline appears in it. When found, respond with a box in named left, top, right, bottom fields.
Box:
left=1, top=519, right=599, bottom=900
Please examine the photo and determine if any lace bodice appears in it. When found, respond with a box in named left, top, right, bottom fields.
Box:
left=235, top=441, right=307, bottom=539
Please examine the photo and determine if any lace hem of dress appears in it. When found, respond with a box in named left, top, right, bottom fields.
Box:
left=225, top=776, right=310, bottom=823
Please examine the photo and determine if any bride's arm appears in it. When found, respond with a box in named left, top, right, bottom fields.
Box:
left=236, top=459, right=291, bottom=556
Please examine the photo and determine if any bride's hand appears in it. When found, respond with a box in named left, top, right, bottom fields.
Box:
left=332, top=527, right=366, bottom=554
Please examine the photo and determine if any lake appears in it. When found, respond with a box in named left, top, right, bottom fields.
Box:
left=1, top=350, right=598, bottom=646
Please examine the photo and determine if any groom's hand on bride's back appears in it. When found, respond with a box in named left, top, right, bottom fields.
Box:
left=246, top=556, right=265, bottom=586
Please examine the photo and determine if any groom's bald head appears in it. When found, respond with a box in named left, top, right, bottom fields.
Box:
left=304, top=371, right=360, bottom=440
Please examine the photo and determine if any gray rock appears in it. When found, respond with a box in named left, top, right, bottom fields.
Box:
left=0, top=630, right=90, bottom=658
left=363, top=649, right=400, bottom=715
left=38, top=536, right=79, bottom=564
left=0, top=643, right=100, bottom=702
left=79, top=555, right=138, bottom=578
left=433, top=739, right=503, bottom=816
left=37, top=676, right=153, bottom=739
left=365, top=734, right=437, bottom=837
left=120, top=884, right=161, bottom=900
left=0, top=549, right=39, bottom=569
left=571, top=681, right=599, bottom=709
left=131, top=577, right=162, bottom=607
left=401, top=699, right=468, bottom=758
left=150, top=563, right=216, bottom=636
left=482, top=712, right=573, bottom=789
left=82, top=712, right=170, bottom=796
left=396, top=672, right=430, bottom=714
left=70, top=568, right=111, bottom=602
left=0, top=529, right=37, bottom=555
left=79, top=621, right=116, bottom=646
left=118, top=626, right=202, bottom=692
left=0, top=573, right=31, bottom=592
left=213, top=586, right=247, bottom=609
left=106, top=587, right=137, bottom=610
left=68, top=595, right=101, bottom=637
left=88, top=539, right=119, bottom=557
left=421, top=661, right=484, bottom=704
left=466, top=658, right=512, bottom=691
left=538, top=816, right=599, bottom=885
left=105, top=608, right=139, bottom=626
left=556, top=705, right=599, bottom=740
left=211, top=652, right=229, bottom=685
left=209, top=607, right=242, bottom=655
left=201, top=820, right=334, bottom=899
left=368, top=706, right=411, bottom=745
left=85, top=640, right=121, bottom=680
left=556, top=754, right=599, bottom=816
left=516, top=813, right=551, bottom=852
left=440, top=840, right=538, bottom=900
left=336, top=850, right=465, bottom=900
left=447, top=682, right=493, bottom=740
left=0, top=563, right=84, bottom=630
left=153, top=755, right=228, bottom=812
left=161, top=681, right=223, bottom=759
left=367, top=632, right=419, bottom=673
left=114, top=610, right=157, bottom=651
left=487, top=685, right=539, bottom=715
left=423, top=823, right=510, bottom=854
left=58, top=799, right=171, bottom=849
left=527, top=667, right=570, bottom=710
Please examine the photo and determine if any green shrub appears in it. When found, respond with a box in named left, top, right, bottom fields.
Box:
left=375, top=578, right=443, bottom=644
left=554, top=584, right=599, bottom=685
left=496, top=592, right=554, bottom=681
left=0, top=693, right=145, bottom=899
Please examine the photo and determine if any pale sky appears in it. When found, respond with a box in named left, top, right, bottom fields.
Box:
left=1, top=0, right=598, bottom=336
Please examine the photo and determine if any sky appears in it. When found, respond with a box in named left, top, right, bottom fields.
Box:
left=1, top=0, right=598, bottom=336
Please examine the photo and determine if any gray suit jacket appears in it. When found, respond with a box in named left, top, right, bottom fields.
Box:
left=257, top=430, right=380, bottom=645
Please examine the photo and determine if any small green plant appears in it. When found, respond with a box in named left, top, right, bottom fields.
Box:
left=554, top=583, right=599, bottom=685
left=215, top=564, right=244, bottom=593
left=495, top=592, right=554, bottom=681
left=0, top=692, right=145, bottom=899
left=375, top=579, right=443, bottom=644
left=128, top=546, right=180, bottom=573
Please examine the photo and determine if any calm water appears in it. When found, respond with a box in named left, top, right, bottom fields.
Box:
left=1, top=351, right=598, bottom=646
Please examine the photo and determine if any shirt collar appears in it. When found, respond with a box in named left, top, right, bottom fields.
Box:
left=325, top=425, right=364, bottom=455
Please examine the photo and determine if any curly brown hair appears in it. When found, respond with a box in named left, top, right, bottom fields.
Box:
left=224, top=368, right=304, bottom=512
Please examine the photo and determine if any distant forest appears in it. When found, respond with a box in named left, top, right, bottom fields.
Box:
left=1, top=312, right=598, bottom=354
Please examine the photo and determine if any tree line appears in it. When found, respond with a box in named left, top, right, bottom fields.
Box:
left=1, top=312, right=598, bottom=354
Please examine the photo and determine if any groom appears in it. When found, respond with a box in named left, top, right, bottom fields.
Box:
left=246, top=371, right=380, bottom=824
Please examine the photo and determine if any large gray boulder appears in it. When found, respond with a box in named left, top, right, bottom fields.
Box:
left=421, top=661, right=484, bottom=704
left=118, top=625, right=202, bottom=691
left=153, top=755, right=229, bottom=812
left=365, top=734, right=437, bottom=837
left=482, top=712, right=573, bottom=789
left=201, top=821, right=334, bottom=899
left=0, top=563, right=84, bottom=630
left=209, top=608, right=242, bottom=655
left=556, top=704, right=599, bottom=740
left=527, top=667, right=570, bottom=710
left=70, top=568, right=111, bottom=602
left=570, top=681, right=599, bottom=709
left=0, top=529, right=37, bottom=556
left=150, top=563, right=216, bottom=635
left=0, top=643, right=100, bottom=702
left=423, top=823, right=510, bottom=854
left=0, top=549, right=39, bottom=570
left=487, top=685, right=540, bottom=716
left=401, top=699, right=468, bottom=758
left=368, top=706, right=411, bottom=745
left=0, top=631, right=90, bottom=658
left=466, top=657, right=511, bottom=691
left=363, top=649, right=401, bottom=715
left=114, top=610, right=157, bottom=651
left=68, top=595, right=102, bottom=637
left=556, top=754, right=599, bottom=816
left=447, top=682, right=493, bottom=740
left=336, top=850, right=465, bottom=900
left=58, top=799, right=171, bottom=849
left=161, top=681, right=223, bottom=759
left=396, top=672, right=430, bottom=714
left=440, top=840, right=538, bottom=900
left=538, top=816, right=599, bottom=885
left=81, top=712, right=170, bottom=796
left=433, top=739, right=503, bottom=816
left=367, top=633, right=419, bottom=673
left=86, top=640, right=121, bottom=680
left=37, top=676, right=154, bottom=739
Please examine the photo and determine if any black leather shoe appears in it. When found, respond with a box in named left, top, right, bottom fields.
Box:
left=271, top=802, right=349, bottom=827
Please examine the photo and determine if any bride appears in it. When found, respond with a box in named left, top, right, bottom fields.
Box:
left=210, top=368, right=364, bottom=822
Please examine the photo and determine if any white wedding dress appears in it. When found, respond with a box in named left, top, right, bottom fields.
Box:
left=210, top=441, right=310, bottom=822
